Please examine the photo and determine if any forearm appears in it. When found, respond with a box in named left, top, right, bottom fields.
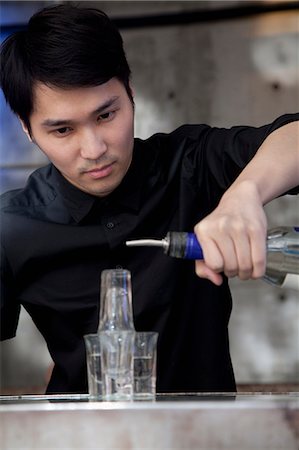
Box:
left=224, top=120, right=299, bottom=206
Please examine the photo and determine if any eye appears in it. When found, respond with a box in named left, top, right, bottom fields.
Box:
left=55, top=127, right=70, bottom=134
left=98, top=111, right=115, bottom=122
left=54, top=127, right=72, bottom=136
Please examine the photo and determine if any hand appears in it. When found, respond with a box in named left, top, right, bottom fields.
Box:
left=194, top=181, right=267, bottom=285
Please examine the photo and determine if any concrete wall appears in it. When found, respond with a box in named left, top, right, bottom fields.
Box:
left=0, top=1, right=298, bottom=393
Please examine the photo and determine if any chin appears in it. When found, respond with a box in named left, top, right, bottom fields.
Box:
left=88, top=184, right=117, bottom=198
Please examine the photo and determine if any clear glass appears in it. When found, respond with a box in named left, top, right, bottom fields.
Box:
left=99, top=330, right=134, bottom=401
left=133, top=331, right=158, bottom=400
left=84, top=334, right=102, bottom=401
left=98, top=269, right=135, bottom=331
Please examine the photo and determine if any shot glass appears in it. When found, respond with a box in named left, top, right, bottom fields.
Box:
left=84, top=334, right=102, bottom=401
left=133, top=331, right=158, bottom=400
left=99, top=330, right=134, bottom=401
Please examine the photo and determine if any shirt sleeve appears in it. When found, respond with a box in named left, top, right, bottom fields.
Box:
left=198, top=113, right=299, bottom=197
left=0, top=244, right=20, bottom=340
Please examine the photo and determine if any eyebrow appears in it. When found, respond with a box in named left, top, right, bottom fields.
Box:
left=41, top=96, right=120, bottom=128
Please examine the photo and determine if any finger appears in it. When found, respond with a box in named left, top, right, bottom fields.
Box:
left=250, top=229, right=267, bottom=278
left=200, top=233, right=239, bottom=279
left=217, top=237, right=239, bottom=278
left=195, top=235, right=224, bottom=274
left=193, top=234, right=224, bottom=285
left=232, top=233, right=253, bottom=280
left=194, top=260, right=223, bottom=286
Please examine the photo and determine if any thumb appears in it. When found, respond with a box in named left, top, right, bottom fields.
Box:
left=194, top=260, right=223, bottom=286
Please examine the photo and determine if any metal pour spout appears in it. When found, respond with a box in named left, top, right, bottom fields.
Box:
left=125, top=237, right=170, bottom=253
left=125, top=232, right=204, bottom=259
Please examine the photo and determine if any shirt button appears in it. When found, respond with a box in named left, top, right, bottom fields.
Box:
left=106, top=222, right=115, bottom=229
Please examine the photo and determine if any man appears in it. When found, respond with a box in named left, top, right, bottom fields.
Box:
left=1, top=4, right=298, bottom=394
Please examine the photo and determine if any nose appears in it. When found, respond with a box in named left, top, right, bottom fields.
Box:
left=80, top=128, right=108, bottom=160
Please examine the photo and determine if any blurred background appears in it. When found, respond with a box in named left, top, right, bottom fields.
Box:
left=0, top=0, right=298, bottom=394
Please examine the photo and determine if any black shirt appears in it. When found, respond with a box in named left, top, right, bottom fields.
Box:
left=1, top=115, right=298, bottom=394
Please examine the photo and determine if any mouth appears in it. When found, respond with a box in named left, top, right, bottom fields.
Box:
left=83, top=162, right=115, bottom=179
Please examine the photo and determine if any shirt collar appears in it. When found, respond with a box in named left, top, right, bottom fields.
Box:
left=51, top=166, right=96, bottom=222
left=109, top=145, right=144, bottom=211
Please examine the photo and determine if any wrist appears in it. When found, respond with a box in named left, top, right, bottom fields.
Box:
left=221, top=179, right=263, bottom=207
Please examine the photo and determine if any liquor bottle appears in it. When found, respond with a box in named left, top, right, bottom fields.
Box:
left=126, top=226, right=299, bottom=288
left=264, top=226, right=299, bottom=287
left=98, top=269, right=135, bottom=331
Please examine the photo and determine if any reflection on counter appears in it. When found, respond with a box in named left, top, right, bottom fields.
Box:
left=0, top=393, right=298, bottom=449
left=1, top=391, right=298, bottom=404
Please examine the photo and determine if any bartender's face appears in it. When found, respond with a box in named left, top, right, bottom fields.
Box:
left=24, top=78, right=134, bottom=197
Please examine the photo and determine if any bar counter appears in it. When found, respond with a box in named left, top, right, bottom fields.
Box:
left=0, top=392, right=298, bottom=449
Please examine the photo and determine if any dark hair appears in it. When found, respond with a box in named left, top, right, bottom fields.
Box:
left=0, top=4, right=132, bottom=134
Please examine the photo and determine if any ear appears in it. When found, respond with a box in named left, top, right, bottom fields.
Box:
left=19, top=118, right=33, bottom=142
